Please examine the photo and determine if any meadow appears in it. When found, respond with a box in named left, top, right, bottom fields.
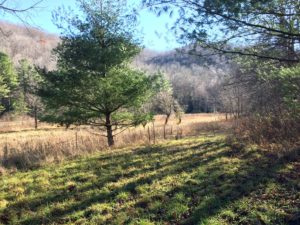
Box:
left=0, top=113, right=228, bottom=170
left=0, top=114, right=299, bottom=225
left=0, top=135, right=299, bottom=224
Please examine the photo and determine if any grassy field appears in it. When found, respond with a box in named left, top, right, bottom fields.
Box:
left=0, top=135, right=299, bottom=225
left=0, top=114, right=229, bottom=170
left=0, top=114, right=226, bottom=133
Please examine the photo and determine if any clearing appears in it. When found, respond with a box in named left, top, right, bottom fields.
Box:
left=0, top=135, right=299, bottom=225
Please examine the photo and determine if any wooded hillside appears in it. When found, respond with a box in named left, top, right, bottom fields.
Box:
left=0, top=21, right=59, bottom=70
left=0, top=21, right=226, bottom=113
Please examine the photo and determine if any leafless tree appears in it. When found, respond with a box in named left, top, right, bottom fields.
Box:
left=0, top=0, right=43, bottom=19
left=153, top=90, right=183, bottom=139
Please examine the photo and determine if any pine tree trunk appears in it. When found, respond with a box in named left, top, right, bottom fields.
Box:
left=105, top=113, right=114, bottom=147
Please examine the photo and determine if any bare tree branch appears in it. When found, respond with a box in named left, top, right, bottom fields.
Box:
left=0, top=0, right=43, bottom=13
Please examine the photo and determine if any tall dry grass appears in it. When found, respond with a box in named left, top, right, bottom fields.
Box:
left=0, top=113, right=230, bottom=170
left=231, top=114, right=300, bottom=152
left=0, top=115, right=54, bottom=132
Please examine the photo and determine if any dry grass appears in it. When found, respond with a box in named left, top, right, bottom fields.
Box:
left=0, top=113, right=230, bottom=170
left=231, top=115, right=300, bottom=153
left=0, top=115, right=55, bottom=132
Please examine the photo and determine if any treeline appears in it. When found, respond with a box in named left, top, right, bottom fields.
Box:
left=0, top=22, right=57, bottom=125
left=0, top=53, right=42, bottom=126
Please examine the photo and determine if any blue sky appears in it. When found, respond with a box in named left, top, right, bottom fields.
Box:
left=0, top=0, right=181, bottom=51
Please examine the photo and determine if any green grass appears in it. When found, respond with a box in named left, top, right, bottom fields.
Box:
left=0, top=136, right=299, bottom=225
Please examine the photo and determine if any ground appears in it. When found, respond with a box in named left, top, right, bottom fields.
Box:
left=0, top=135, right=299, bottom=225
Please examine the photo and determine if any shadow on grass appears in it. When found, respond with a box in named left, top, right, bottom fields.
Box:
left=1, top=138, right=299, bottom=225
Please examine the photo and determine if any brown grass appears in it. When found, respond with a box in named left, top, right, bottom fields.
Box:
left=0, top=115, right=55, bottom=132
left=231, top=115, right=300, bottom=152
left=0, top=113, right=230, bottom=170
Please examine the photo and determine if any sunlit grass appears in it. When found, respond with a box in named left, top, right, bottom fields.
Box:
left=0, top=135, right=299, bottom=224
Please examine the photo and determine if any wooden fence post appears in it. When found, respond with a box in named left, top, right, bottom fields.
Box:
left=75, top=131, right=78, bottom=149
left=147, top=126, right=151, bottom=144
left=152, top=121, right=156, bottom=144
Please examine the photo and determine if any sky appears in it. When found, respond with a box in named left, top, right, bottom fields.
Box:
left=0, top=0, right=181, bottom=51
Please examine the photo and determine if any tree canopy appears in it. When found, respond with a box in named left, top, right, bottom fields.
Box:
left=142, top=0, right=300, bottom=63
left=53, top=0, right=140, bottom=76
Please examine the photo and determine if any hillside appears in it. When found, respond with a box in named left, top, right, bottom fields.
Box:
left=0, top=135, right=299, bottom=224
left=134, top=49, right=227, bottom=112
left=0, top=21, right=227, bottom=113
left=0, top=21, right=59, bottom=70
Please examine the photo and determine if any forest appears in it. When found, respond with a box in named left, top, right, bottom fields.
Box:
left=0, top=0, right=299, bottom=225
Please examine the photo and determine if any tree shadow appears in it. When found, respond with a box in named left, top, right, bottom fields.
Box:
left=1, top=139, right=299, bottom=225
left=172, top=148, right=300, bottom=224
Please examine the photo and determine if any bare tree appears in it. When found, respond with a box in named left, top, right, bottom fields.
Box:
left=0, top=0, right=44, bottom=35
left=153, top=90, right=183, bottom=139
left=0, top=1, right=43, bottom=16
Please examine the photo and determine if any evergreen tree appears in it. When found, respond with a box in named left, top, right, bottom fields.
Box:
left=0, top=52, right=18, bottom=114
left=40, top=0, right=163, bottom=146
